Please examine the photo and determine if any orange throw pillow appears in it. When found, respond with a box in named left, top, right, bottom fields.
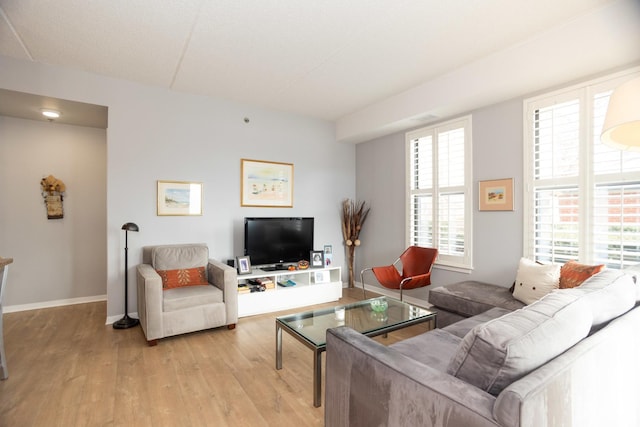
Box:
left=559, top=261, right=605, bottom=289
left=157, top=266, right=208, bottom=290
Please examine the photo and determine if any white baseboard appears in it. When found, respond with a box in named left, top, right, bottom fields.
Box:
left=3, top=294, right=107, bottom=314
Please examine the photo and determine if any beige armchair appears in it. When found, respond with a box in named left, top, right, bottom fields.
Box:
left=136, top=243, right=237, bottom=346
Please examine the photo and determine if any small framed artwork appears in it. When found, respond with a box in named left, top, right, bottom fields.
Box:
left=479, top=178, right=514, bottom=211
left=310, top=250, right=324, bottom=268
left=241, top=159, right=294, bottom=207
left=236, top=256, right=252, bottom=275
left=314, top=270, right=330, bottom=284
left=323, top=244, right=333, bottom=267
left=157, top=180, right=203, bottom=216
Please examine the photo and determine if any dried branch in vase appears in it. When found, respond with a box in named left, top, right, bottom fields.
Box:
left=341, top=199, right=370, bottom=287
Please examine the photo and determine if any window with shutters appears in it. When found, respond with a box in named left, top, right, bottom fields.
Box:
left=523, top=70, right=640, bottom=268
left=406, top=116, right=472, bottom=271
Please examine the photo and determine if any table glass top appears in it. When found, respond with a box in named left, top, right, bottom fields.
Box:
left=276, top=296, right=435, bottom=347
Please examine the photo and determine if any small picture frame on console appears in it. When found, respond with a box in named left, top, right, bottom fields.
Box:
left=314, top=270, right=330, bottom=284
left=236, top=256, right=252, bottom=275
left=310, top=250, right=324, bottom=268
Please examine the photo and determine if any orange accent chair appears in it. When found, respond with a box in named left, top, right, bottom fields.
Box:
left=360, top=246, right=438, bottom=301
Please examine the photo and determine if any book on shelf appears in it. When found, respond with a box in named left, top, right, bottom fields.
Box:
left=277, top=279, right=296, bottom=287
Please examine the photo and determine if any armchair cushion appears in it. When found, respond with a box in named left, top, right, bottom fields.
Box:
left=157, top=266, right=208, bottom=289
left=151, top=245, right=209, bottom=273
left=163, top=284, right=223, bottom=312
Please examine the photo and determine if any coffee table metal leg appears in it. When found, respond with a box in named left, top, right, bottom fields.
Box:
left=276, top=323, right=283, bottom=370
left=313, top=348, right=322, bottom=407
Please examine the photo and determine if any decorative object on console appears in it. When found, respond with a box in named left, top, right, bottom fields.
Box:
left=314, top=270, right=330, bottom=284
left=236, top=256, right=252, bottom=274
left=601, top=76, right=640, bottom=150
left=512, top=257, right=560, bottom=305
left=341, top=199, right=370, bottom=287
left=113, top=222, right=140, bottom=329
left=478, top=178, right=514, bottom=211
left=324, top=244, right=333, bottom=266
left=297, top=260, right=309, bottom=270
left=240, top=159, right=293, bottom=207
left=40, top=174, right=66, bottom=219
left=157, top=180, right=202, bottom=216
left=310, top=250, right=324, bottom=268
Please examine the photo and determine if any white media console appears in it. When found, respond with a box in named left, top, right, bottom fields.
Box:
left=237, top=266, right=342, bottom=317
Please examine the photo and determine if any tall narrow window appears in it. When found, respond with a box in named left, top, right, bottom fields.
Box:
left=407, top=116, right=472, bottom=270
left=524, top=70, right=640, bottom=268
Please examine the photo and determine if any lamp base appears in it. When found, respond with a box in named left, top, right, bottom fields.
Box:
left=113, top=314, right=140, bottom=329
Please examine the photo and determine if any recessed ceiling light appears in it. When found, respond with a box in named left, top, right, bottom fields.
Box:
left=41, top=109, right=61, bottom=119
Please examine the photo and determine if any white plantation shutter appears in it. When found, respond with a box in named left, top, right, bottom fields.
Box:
left=524, top=70, right=640, bottom=268
left=407, top=116, right=472, bottom=270
left=530, top=98, right=581, bottom=263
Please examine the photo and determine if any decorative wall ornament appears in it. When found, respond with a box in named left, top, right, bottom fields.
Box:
left=40, top=174, right=66, bottom=219
left=341, top=199, right=370, bottom=288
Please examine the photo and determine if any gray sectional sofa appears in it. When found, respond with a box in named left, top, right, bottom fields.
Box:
left=325, top=269, right=640, bottom=427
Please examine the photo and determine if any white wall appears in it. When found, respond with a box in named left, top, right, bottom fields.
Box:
left=0, top=117, right=107, bottom=306
left=356, top=98, right=526, bottom=289
left=0, top=55, right=355, bottom=321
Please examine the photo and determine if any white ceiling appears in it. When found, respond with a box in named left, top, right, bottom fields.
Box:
left=1, top=0, right=639, bottom=141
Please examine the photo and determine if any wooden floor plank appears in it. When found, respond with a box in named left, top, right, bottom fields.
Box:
left=0, top=288, right=431, bottom=426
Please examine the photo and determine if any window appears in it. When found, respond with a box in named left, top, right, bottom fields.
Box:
left=523, top=69, right=640, bottom=268
left=406, top=116, right=472, bottom=271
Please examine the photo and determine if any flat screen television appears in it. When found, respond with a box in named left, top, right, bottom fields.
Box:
left=244, top=217, right=314, bottom=269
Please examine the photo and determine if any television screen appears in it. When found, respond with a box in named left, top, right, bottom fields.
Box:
left=244, top=217, right=314, bottom=268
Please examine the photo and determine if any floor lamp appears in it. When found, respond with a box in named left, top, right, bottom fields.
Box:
left=113, top=222, right=140, bottom=329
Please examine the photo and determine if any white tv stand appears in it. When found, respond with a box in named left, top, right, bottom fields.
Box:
left=237, top=266, right=342, bottom=317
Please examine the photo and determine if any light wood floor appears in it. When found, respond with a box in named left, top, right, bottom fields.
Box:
left=0, top=288, right=432, bottom=427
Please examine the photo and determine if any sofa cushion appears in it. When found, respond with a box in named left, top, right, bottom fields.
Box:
left=151, top=244, right=209, bottom=272
left=569, top=269, right=637, bottom=331
left=559, top=260, right=605, bottom=289
left=512, top=257, right=560, bottom=305
left=157, top=266, right=208, bottom=290
left=446, top=291, right=592, bottom=396
left=621, top=264, right=640, bottom=304
left=442, top=307, right=512, bottom=339
left=163, top=284, right=223, bottom=312
left=428, top=281, right=525, bottom=318
left=390, top=328, right=461, bottom=372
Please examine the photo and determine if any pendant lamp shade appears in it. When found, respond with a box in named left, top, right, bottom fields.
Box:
left=601, top=76, right=640, bottom=151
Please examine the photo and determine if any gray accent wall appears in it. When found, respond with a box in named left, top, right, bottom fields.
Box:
left=356, top=98, right=525, bottom=289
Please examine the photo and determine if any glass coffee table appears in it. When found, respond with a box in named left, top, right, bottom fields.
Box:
left=275, top=296, right=436, bottom=407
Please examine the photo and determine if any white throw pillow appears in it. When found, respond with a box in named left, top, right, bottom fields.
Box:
left=512, top=258, right=560, bottom=305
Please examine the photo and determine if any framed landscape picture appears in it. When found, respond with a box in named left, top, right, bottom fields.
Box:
left=241, top=159, right=293, bottom=207
left=479, top=178, right=514, bottom=211
left=157, top=180, right=203, bottom=216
